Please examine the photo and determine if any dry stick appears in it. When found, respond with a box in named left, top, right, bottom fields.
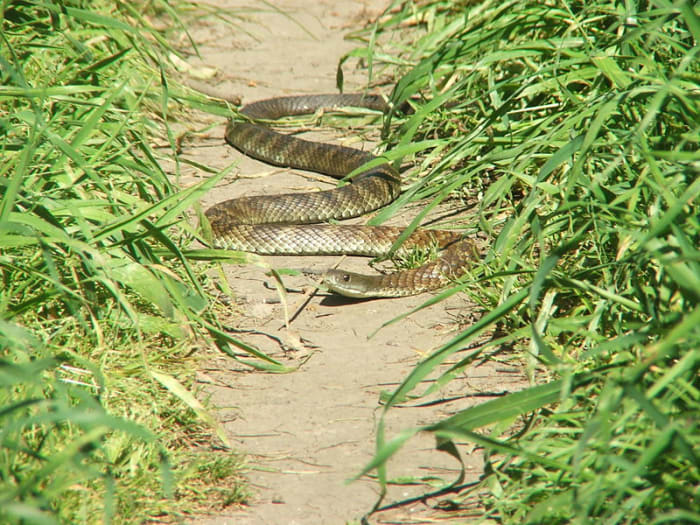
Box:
left=182, top=77, right=242, bottom=106
left=285, top=285, right=320, bottom=327
left=281, top=251, right=350, bottom=328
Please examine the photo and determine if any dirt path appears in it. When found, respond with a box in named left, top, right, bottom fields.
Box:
left=178, top=2, right=525, bottom=523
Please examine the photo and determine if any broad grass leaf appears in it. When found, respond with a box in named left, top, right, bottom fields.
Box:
left=108, top=260, right=175, bottom=320
left=150, top=370, right=231, bottom=449
left=427, top=378, right=581, bottom=433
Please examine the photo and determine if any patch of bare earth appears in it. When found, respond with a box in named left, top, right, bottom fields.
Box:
left=175, top=1, right=526, bottom=523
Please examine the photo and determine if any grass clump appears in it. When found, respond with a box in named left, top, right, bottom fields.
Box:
left=347, top=1, right=699, bottom=523
left=1, top=1, right=252, bottom=522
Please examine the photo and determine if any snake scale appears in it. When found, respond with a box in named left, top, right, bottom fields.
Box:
left=205, top=94, right=476, bottom=297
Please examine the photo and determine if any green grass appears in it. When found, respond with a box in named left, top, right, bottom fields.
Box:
left=0, top=1, right=258, bottom=522
left=342, top=1, right=699, bottom=523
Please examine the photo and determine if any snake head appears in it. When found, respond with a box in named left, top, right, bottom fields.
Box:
left=320, top=269, right=379, bottom=299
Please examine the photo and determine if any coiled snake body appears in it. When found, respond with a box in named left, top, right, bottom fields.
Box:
left=205, top=94, right=475, bottom=297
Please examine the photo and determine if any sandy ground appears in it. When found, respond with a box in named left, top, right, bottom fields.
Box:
left=174, top=1, right=526, bottom=523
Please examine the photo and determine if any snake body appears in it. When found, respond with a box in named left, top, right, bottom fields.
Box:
left=205, top=94, right=474, bottom=297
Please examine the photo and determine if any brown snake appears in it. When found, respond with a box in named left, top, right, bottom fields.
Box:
left=205, top=94, right=476, bottom=297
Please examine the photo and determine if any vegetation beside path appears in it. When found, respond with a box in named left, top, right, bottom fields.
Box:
left=0, top=1, right=256, bottom=522
left=347, top=1, right=699, bottom=523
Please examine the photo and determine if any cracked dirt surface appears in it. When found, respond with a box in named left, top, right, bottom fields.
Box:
left=176, top=2, right=526, bottom=523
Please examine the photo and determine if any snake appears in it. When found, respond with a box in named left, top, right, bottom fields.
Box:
left=204, top=94, right=476, bottom=297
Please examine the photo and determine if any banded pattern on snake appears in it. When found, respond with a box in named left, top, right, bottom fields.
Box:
left=205, top=94, right=475, bottom=297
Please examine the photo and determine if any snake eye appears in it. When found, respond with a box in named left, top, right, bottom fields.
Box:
left=342, top=273, right=351, bottom=282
